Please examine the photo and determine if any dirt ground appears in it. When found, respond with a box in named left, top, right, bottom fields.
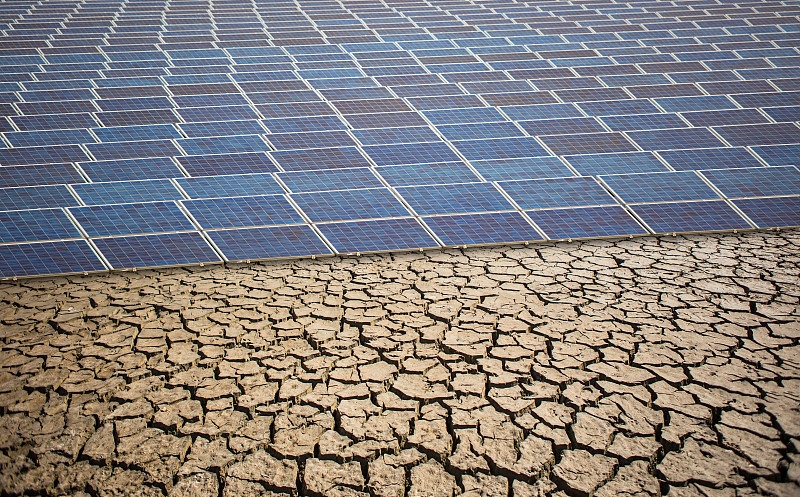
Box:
left=0, top=229, right=798, bottom=496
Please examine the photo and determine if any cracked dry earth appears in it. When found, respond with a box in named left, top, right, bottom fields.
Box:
left=1, top=231, right=799, bottom=497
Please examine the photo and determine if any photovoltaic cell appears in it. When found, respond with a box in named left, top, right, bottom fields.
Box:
left=627, top=128, right=726, bottom=151
left=564, top=152, right=669, bottom=175
left=658, top=148, right=764, bottom=171
left=73, top=180, right=184, bottom=206
left=471, top=157, right=575, bottom=181
left=208, top=225, right=332, bottom=261
left=178, top=152, right=279, bottom=176
left=1, top=0, right=798, bottom=278
left=0, top=164, right=84, bottom=188
left=601, top=171, right=721, bottom=203
left=0, top=240, right=106, bottom=277
left=375, top=162, right=481, bottom=187
left=93, top=232, right=221, bottom=269
left=499, top=176, right=618, bottom=210
left=451, top=137, right=548, bottom=160
left=700, top=167, right=800, bottom=198
left=78, top=157, right=184, bottom=182
left=317, top=217, right=439, bottom=253
left=0, top=208, right=81, bottom=243
left=292, top=188, right=410, bottom=222
left=733, top=197, right=800, bottom=228
left=540, top=132, right=639, bottom=156
left=69, top=202, right=195, bottom=237
left=527, top=205, right=648, bottom=239
left=397, top=182, right=514, bottom=216
left=423, top=211, right=543, bottom=246
left=363, top=141, right=461, bottom=166
left=183, top=195, right=303, bottom=229
left=278, top=168, right=383, bottom=193
left=631, top=201, right=752, bottom=233
left=0, top=185, right=79, bottom=211
left=270, top=147, right=372, bottom=171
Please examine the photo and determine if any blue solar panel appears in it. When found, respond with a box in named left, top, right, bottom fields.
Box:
left=631, top=201, right=752, bottom=233
left=680, top=109, right=771, bottom=128
left=599, top=113, right=688, bottom=131
left=436, top=122, right=524, bottom=141
left=751, top=145, right=800, bottom=167
left=317, top=218, right=439, bottom=254
left=397, top=182, right=514, bottom=215
left=422, top=107, right=507, bottom=125
left=499, top=176, right=618, bottom=210
left=0, top=240, right=106, bottom=277
left=70, top=201, right=195, bottom=237
left=500, top=103, right=583, bottom=121
left=78, top=157, right=184, bottom=182
left=278, top=168, right=383, bottom=193
left=183, top=195, right=302, bottom=229
left=352, top=126, right=442, bottom=145
left=700, top=167, right=800, bottom=198
left=712, top=123, right=800, bottom=147
left=72, top=180, right=185, bottom=205
left=0, top=185, right=79, bottom=211
left=178, top=152, right=279, bottom=176
left=0, top=0, right=796, bottom=278
left=292, top=188, right=410, bottom=222
left=452, top=137, right=549, bottom=160
left=527, top=205, right=648, bottom=240
left=601, top=171, right=722, bottom=203
left=0, top=164, right=84, bottom=188
left=470, top=157, right=574, bottom=181
left=733, top=197, right=800, bottom=228
left=363, top=141, right=461, bottom=166
left=423, top=211, right=543, bottom=246
left=270, top=147, right=372, bottom=171
left=0, top=208, right=81, bottom=243
left=208, top=225, right=332, bottom=261
left=262, top=115, right=348, bottom=133
left=564, top=152, right=669, bottom=175
left=657, top=148, right=762, bottom=171
left=627, top=128, right=725, bottom=151
left=93, top=232, right=221, bottom=269
left=518, top=117, right=606, bottom=136
left=374, top=162, right=479, bottom=186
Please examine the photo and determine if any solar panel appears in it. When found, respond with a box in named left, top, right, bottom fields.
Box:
left=0, top=240, right=106, bottom=277
left=1, top=0, right=798, bottom=277
left=396, top=182, right=514, bottom=216
left=0, top=184, right=79, bottom=211
left=631, top=201, right=752, bottom=233
left=562, top=152, right=668, bottom=176
left=471, top=157, right=575, bottom=181
left=291, top=188, right=410, bottom=222
left=732, top=196, right=800, bottom=228
left=182, top=195, right=303, bottom=229
left=278, top=168, right=384, bottom=193
left=600, top=171, right=722, bottom=203
left=93, top=232, right=221, bottom=270
left=498, top=176, right=618, bottom=210
left=0, top=208, right=81, bottom=243
left=363, top=141, right=461, bottom=166
left=526, top=205, right=648, bottom=240
left=69, top=201, right=195, bottom=237
left=423, top=211, right=543, bottom=246
left=317, top=217, right=439, bottom=254
left=207, top=225, right=332, bottom=261
left=699, top=167, right=800, bottom=198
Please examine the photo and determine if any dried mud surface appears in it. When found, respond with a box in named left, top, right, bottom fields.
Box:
left=1, top=230, right=799, bottom=497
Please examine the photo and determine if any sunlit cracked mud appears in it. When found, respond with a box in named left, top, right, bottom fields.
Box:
left=1, top=230, right=798, bottom=496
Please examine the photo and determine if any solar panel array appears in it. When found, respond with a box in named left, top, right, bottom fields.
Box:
left=0, top=0, right=798, bottom=278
